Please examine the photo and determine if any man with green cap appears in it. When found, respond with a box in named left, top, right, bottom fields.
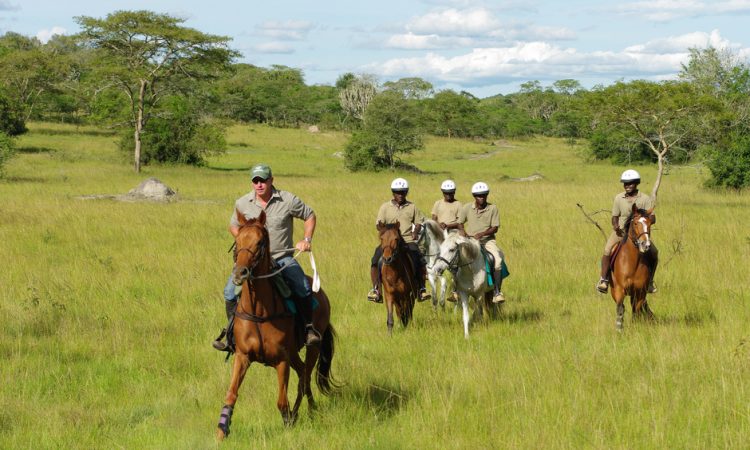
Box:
left=213, top=163, right=321, bottom=350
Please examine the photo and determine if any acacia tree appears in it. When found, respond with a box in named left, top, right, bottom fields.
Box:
left=587, top=80, right=718, bottom=202
left=75, top=10, right=237, bottom=172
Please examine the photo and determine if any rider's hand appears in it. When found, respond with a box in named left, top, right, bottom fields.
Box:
left=614, top=226, right=623, bottom=237
left=439, top=222, right=447, bottom=230
left=295, top=240, right=311, bottom=252
left=473, top=233, right=483, bottom=240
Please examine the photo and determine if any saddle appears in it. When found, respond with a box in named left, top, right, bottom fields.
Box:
left=479, top=245, right=510, bottom=287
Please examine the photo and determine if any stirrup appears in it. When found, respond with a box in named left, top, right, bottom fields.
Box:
left=212, top=338, right=230, bottom=352
left=596, top=278, right=609, bottom=293
left=647, top=282, right=657, bottom=294
left=367, top=288, right=382, bottom=303
left=448, top=291, right=459, bottom=303
left=418, top=289, right=431, bottom=302
left=492, top=291, right=505, bottom=304
left=305, top=325, right=322, bottom=347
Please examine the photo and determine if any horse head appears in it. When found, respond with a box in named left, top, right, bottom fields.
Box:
left=377, top=221, right=402, bottom=265
left=433, top=233, right=467, bottom=275
left=628, top=204, right=654, bottom=254
left=232, top=209, right=270, bottom=285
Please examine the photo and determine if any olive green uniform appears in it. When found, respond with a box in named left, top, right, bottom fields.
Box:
left=459, top=202, right=503, bottom=270
left=431, top=199, right=462, bottom=229
left=603, top=191, right=656, bottom=256
left=376, top=200, right=425, bottom=243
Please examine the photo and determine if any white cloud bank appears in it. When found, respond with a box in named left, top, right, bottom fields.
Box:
left=36, top=26, right=66, bottom=43
left=613, top=0, right=750, bottom=22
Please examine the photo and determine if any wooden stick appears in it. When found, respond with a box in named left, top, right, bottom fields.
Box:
left=576, top=203, right=608, bottom=240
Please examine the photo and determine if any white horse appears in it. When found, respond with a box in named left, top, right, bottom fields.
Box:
left=421, top=220, right=450, bottom=309
left=431, top=232, right=495, bottom=338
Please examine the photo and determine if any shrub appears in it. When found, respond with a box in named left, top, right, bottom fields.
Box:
left=0, top=132, right=15, bottom=176
left=705, top=134, right=750, bottom=189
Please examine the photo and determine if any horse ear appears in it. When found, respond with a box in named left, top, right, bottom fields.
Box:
left=646, top=208, right=654, bottom=216
left=236, top=209, right=247, bottom=226
left=257, top=210, right=266, bottom=226
left=631, top=203, right=638, bottom=214
left=376, top=221, right=385, bottom=234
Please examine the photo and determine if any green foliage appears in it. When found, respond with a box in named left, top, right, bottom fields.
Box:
left=423, top=90, right=480, bottom=138
left=118, top=97, right=226, bottom=165
left=0, top=132, right=14, bottom=175
left=0, top=88, right=26, bottom=135
left=345, top=91, right=423, bottom=171
left=705, top=134, right=750, bottom=189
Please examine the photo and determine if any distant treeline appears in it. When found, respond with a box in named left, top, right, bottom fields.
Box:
left=1, top=16, right=749, bottom=187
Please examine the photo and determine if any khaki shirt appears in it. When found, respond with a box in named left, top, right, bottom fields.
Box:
left=230, top=187, right=314, bottom=259
left=612, top=191, right=654, bottom=229
left=376, top=199, right=425, bottom=243
left=460, top=202, right=499, bottom=243
left=431, top=199, right=462, bottom=226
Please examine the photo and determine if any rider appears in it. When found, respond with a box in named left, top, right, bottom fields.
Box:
left=597, top=169, right=659, bottom=294
left=367, top=177, right=431, bottom=303
left=213, top=163, right=321, bottom=351
left=431, top=179, right=462, bottom=302
left=457, top=182, right=506, bottom=304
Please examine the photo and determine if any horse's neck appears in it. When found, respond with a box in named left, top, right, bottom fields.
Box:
left=240, top=256, right=280, bottom=315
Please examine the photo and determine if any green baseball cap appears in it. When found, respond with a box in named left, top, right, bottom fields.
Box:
left=250, top=164, right=272, bottom=180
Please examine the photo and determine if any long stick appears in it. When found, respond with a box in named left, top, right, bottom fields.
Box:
left=576, top=203, right=608, bottom=240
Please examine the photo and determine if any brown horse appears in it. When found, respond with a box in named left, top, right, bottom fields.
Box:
left=377, top=222, right=418, bottom=335
left=216, top=210, right=336, bottom=439
left=609, top=204, right=656, bottom=330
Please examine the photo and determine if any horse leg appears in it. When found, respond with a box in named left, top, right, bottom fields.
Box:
left=275, top=361, right=293, bottom=426
left=302, top=344, right=320, bottom=412
left=289, top=351, right=307, bottom=422
left=428, top=271, right=438, bottom=309
left=386, top=297, right=394, bottom=336
left=611, top=286, right=626, bottom=331
left=216, top=352, right=251, bottom=440
left=460, top=292, right=470, bottom=339
left=439, top=276, right=447, bottom=308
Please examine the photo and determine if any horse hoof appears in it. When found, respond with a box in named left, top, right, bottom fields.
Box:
left=216, top=428, right=227, bottom=441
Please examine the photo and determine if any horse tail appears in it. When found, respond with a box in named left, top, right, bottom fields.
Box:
left=396, top=298, right=414, bottom=327
left=316, top=324, right=339, bottom=395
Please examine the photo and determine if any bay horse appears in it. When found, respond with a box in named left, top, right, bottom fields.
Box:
left=609, top=204, right=656, bottom=331
left=431, top=233, right=494, bottom=339
left=377, top=222, right=418, bottom=335
left=421, top=219, right=450, bottom=308
left=216, top=210, right=336, bottom=439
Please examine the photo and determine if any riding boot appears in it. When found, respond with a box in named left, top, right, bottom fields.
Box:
left=213, top=300, right=237, bottom=351
left=647, top=252, right=659, bottom=293
left=597, top=255, right=611, bottom=293
left=298, top=295, right=321, bottom=347
left=367, top=265, right=382, bottom=303
left=418, top=267, right=431, bottom=302
left=492, top=270, right=505, bottom=303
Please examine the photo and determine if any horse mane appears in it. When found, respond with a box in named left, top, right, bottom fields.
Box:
left=623, top=208, right=649, bottom=232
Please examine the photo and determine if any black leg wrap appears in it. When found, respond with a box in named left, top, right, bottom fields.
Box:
left=218, top=404, right=233, bottom=436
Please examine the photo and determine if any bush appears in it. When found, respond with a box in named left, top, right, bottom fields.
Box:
left=0, top=90, right=26, bottom=136
left=0, top=132, right=15, bottom=176
left=705, top=134, right=750, bottom=189
left=119, top=97, right=227, bottom=166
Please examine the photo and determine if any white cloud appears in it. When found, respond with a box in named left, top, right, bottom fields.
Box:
left=407, top=8, right=500, bottom=35
left=0, top=1, right=19, bottom=11
left=256, top=20, right=313, bottom=41
left=36, top=26, right=66, bottom=43
left=385, top=32, right=474, bottom=49
left=613, top=0, right=750, bottom=21
left=252, top=42, right=295, bottom=54
left=366, top=30, right=748, bottom=86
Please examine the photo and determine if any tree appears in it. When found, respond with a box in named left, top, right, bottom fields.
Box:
left=0, top=87, right=26, bottom=135
left=338, top=74, right=377, bottom=122
left=382, top=77, right=434, bottom=100
left=344, top=90, right=423, bottom=171
left=424, top=89, right=479, bottom=138
left=587, top=80, right=719, bottom=201
left=705, top=134, right=750, bottom=189
left=0, top=132, right=14, bottom=177
left=75, top=10, right=238, bottom=172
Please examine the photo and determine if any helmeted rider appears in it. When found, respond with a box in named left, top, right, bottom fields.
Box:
left=213, top=164, right=321, bottom=351
left=457, top=182, right=506, bottom=303
left=431, top=179, right=462, bottom=233
left=597, top=169, right=659, bottom=293
left=367, top=177, right=431, bottom=303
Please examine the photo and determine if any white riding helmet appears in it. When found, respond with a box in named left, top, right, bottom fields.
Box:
left=391, top=177, right=409, bottom=192
left=471, top=182, right=490, bottom=195
left=440, top=179, right=456, bottom=192
left=620, top=169, right=641, bottom=183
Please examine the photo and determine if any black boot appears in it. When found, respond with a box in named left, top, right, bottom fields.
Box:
left=213, top=300, right=237, bottom=351
left=298, top=295, right=321, bottom=347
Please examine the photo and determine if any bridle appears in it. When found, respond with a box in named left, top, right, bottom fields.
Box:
left=628, top=214, right=651, bottom=249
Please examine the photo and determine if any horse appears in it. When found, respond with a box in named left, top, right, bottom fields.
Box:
left=431, top=232, right=494, bottom=339
left=421, top=219, right=450, bottom=308
left=216, top=210, right=336, bottom=439
left=609, top=204, right=656, bottom=331
left=377, top=222, right=419, bottom=335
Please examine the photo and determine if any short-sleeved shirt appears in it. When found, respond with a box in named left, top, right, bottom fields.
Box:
left=431, top=199, right=462, bottom=226
left=230, top=187, right=314, bottom=259
left=612, top=191, right=654, bottom=229
left=460, top=202, right=500, bottom=243
left=376, top=199, right=425, bottom=244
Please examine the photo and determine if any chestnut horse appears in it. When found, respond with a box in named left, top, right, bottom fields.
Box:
left=609, top=204, right=656, bottom=330
left=377, top=222, right=418, bottom=335
left=216, top=211, right=336, bottom=439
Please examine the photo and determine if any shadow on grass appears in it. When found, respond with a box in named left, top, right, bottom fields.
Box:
left=648, top=310, right=717, bottom=327
left=32, top=127, right=117, bottom=137
left=16, top=145, right=55, bottom=154
left=205, top=165, right=253, bottom=172
left=496, top=308, right=544, bottom=324
left=345, top=383, right=410, bottom=420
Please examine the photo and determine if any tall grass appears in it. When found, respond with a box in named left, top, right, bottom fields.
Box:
left=1, top=122, right=748, bottom=449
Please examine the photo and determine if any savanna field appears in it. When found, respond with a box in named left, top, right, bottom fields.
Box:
left=1, top=122, right=749, bottom=449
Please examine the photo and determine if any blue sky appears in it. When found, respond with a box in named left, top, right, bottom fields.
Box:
left=2, top=0, right=750, bottom=97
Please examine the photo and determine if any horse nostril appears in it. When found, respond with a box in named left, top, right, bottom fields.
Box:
left=240, top=267, right=249, bottom=277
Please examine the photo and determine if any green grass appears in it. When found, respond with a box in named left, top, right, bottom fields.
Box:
left=1, top=122, right=749, bottom=449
